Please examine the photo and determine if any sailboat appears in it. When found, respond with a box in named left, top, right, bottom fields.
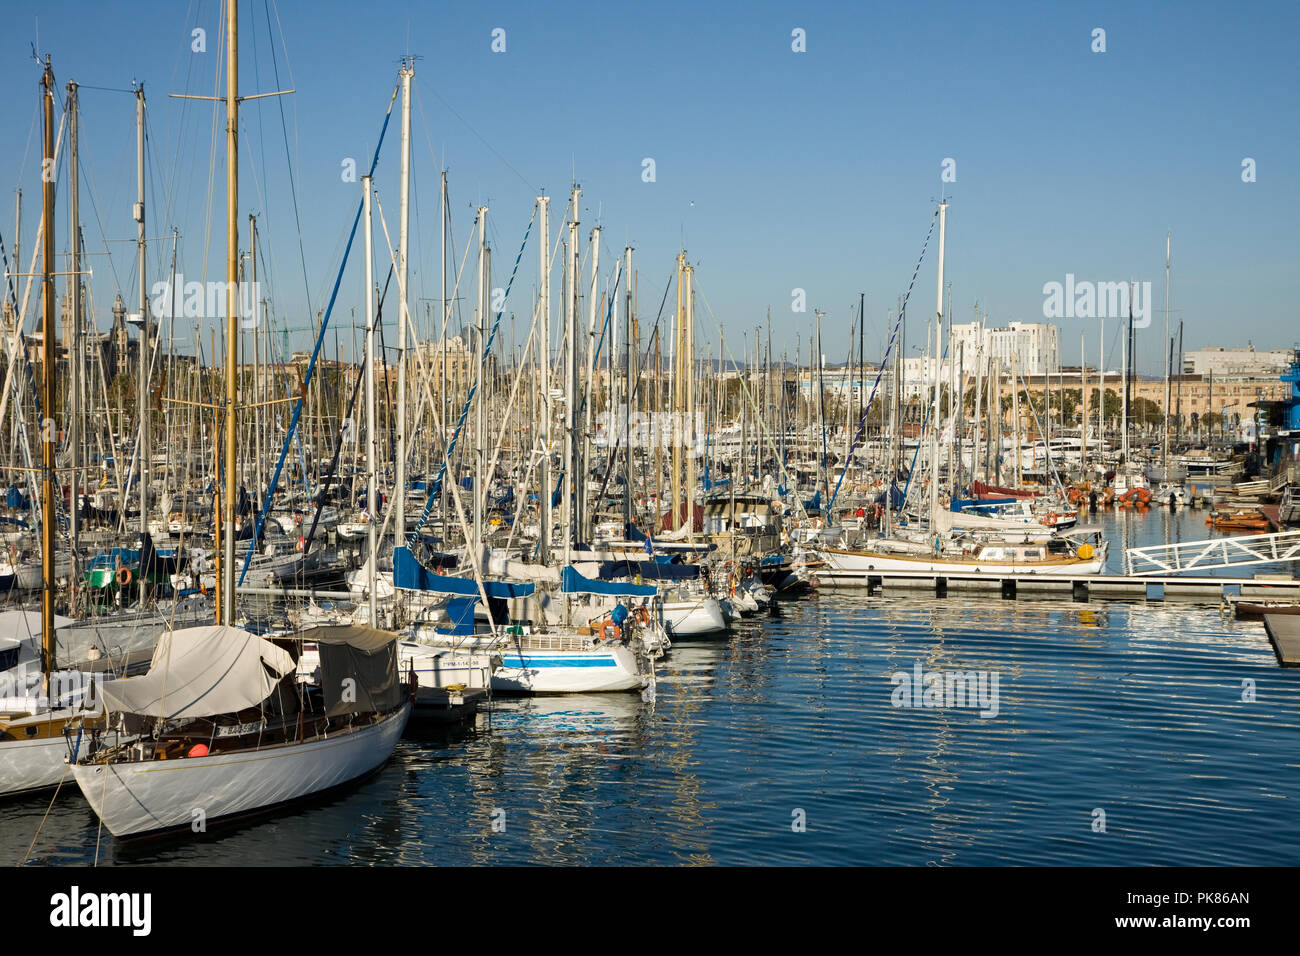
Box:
left=0, top=58, right=107, bottom=799
left=69, top=4, right=411, bottom=839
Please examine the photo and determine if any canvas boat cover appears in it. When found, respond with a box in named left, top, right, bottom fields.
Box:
left=561, top=566, right=657, bottom=597
left=297, top=625, right=402, bottom=717
left=598, top=560, right=699, bottom=581
left=393, top=546, right=535, bottom=597
left=98, top=625, right=295, bottom=720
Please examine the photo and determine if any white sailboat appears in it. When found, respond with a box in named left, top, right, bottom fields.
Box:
left=69, top=6, right=411, bottom=838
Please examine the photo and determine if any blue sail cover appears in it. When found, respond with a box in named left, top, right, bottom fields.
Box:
left=598, top=560, right=699, bottom=581
left=393, top=546, right=534, bottom=597
left=561, top=566, right=657, bottom=597
left=952, top=496, right=1017, bottom=513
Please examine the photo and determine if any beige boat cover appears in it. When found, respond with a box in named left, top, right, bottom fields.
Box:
left=98, top=625, right=295, bottom=719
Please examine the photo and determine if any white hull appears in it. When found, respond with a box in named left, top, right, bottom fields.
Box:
left=663, top=597, right=727, bottom=636
left=822, top=548, right=1105, bottom=575
left=492, top=645, right=643, bottom=693
left=0, top=730, right=71, bottom=797
left=407, top=626, right=647, bottom=694
left=72, top=702, right=411, bottom=837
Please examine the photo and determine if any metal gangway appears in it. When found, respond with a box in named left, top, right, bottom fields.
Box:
left=1126, top=529, right=1300, bottom=576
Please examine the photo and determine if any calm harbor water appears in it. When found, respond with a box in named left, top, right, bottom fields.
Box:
left=6, top=506, right=1300, bottom=866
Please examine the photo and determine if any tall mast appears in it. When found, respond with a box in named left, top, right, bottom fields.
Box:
left=40, top=56, right=57, bottom=690
left=563, top=187, right=579, bottom=562
left=582, top=225, right=600, bottom=543
left=1098, top=316, right=1105, bottom=457
left=1080, top=332, right=1088, bottom=471
left=396, top=60, right=413, bottom=552
left=930, top=200, right=948, bottom=526
left=1122, top=287, right=1131, bottom=464
left=1162, top=232, right=1172, bottom=470
left=684, top=262, right=696, bottom=539
left=474, top=206, right=487, bottom=556
left=135, top=83, right=150, bottom=535
left=439, top=171, right=448, bottom=531
left=363, top=175, right=377, bottom=624
left=624, top=245, right=633, bottom=526
left=537, top=195, right=551, bottom=562
left=67, top=79, right=82, bottom=561
left=671, top=252, right=684, bottom=530
left=219, top=0, right=238, bottom=624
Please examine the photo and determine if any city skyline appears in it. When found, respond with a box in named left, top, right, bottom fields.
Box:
left=1, top=0, right=1296, bottom=378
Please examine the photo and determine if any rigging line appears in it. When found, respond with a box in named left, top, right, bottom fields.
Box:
left=197, top=0, right=226, bottom=304
left=238, top=78, right=401, bottom=586
left=267, top=0, right=305, bottom=199
left=693, top=283, right=814, bottom=527
left=260, top=0, right=315, bottom=331
left=14, top=95, right=39, bottom=187
left=410, top=209, right=535, bottom=541
left=543, top=265, right=672, bottom=516
left=827, top=204, right=940, bottom=514
left=158, top=0, right=200, bottom=218
left=420, top=84, right=538, bottom=193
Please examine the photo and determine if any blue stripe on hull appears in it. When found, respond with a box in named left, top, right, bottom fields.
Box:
left=499, top=656, right=618, bottom=668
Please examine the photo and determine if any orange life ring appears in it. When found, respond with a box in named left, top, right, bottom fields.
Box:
left=596, top=620, right=621, bottom=642
left=116, top=566, right=132, bottom=586
left=810, top=517, right=824, bottom=530
left=633, top=606, right=651, bottom=626
left=1046, top=512, right=1057, bottom=524
left=296, top=536, right=305, bottom=551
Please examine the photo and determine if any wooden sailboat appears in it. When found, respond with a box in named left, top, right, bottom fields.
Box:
left=70, top=3, right=411, bottom=838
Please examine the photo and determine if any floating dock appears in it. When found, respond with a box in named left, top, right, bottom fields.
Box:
left=813, top=568, right=1300, bottom=603
left=412, top=685, right=486, bottom=723
left=1263, top=614, right=1300, bottom=667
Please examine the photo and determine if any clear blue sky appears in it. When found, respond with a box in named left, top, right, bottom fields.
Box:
left=3, top=0, right=1297, bottom=376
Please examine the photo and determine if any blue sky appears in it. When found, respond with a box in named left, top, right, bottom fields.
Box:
left=2, top=0, right=1296, bottom=376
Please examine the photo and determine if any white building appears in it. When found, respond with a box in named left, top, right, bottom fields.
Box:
left=948, top=321, right=1059, bottom=378
left=1184, top=346, right=1293, bottom=377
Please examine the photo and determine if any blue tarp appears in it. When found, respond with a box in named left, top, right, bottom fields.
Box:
left=6, top=485, right=29, bottom=509
left=561, top=566, right=657, bottom=597
left=598, top=560, right=700, bottom=581
left=874, top=480, right=904, bottom=509
left=393, top=546, right=534, bottom=597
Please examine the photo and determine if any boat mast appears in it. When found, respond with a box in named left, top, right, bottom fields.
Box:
left=671, top=251, right=684, bottom=530
left=624, top=245, right=633, bottom=527
left=136, top=83, right=150, bottom=535
left=930, top=200, right=948, bottom=527
left=1122, top=289, right=1130, bottom=466
left=219, top=0, right=238, bottom=624
left=564, top=189, right=580, bottom=562
left=537, top=195, right=550, bottom=563
left=67, top=79, right=82, bottom=565
left=396, top=60, right=412, bottom=555
left=1162, top=232, right=1172, bottom=471
left=474, top=206, right=487, bottom=557
left=363, top=175, right=377, bottom=624
left=40, top=55, right=57, bottom=693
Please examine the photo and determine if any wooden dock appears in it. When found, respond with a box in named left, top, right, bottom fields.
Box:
left=813, top=568, right=1300, bottom=603
left=411, top=685, right=486, bottom=724
left=1263, top=614, right=1300, bottom=667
